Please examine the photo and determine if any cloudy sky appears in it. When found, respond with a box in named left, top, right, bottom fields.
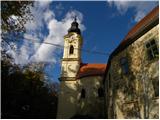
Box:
left=7, top=1, right=158, bottom=82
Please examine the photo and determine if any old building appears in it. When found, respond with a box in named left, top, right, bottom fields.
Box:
left=104, top=6, right=159, bottom=119
left=57, top=18, right=106, bottom=119
left=57, top=6, right=159, bottom=119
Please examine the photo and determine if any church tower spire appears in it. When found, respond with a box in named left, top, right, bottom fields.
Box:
left=57, top=17, right=83, bottom=118
left=68, top=16, right=81, bottom=35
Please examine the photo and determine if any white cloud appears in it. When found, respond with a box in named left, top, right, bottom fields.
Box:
left=108, top=1, right=130, bottom=14
left=44, top=9, right=55, bottom=23
left=24, top=1, right=51, bottom=31
left=134, top=10, right=146, bottom=22
left=63, top=10, right=86, bottom=31
left=31, top=9, right=85, bottom=63
left=38, top=1, right=52, bottom=8
left=107, top=1, right=158, bottom=22
left=8, top=1, right=85, bottom=65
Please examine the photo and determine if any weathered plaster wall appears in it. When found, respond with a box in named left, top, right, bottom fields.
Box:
left=77, top=76, right=104, bottom=118
left=105, top=24, right=159, bottom=119
left=57, top=76, right=104, bottom=118
left=61, top=60, right=80, bottom=77
left=57, top=80, right=78, bottom=118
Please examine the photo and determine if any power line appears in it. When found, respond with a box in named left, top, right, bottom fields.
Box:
left=22, top=35, right=110, bottom=56
left=2, top=37, right=63, bottom=60
left=2, top=34, right=110, bottom=56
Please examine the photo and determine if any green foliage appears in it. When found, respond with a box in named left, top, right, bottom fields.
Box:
left=1, top=1, right=34, bottom=51
left=1, top=56, right=58, bottom=118
left=1, top=2, right=59, bottom=118
left=1, top=1, right=33, bottom=33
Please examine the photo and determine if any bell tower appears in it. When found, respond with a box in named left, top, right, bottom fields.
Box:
left=57, top=17, right=83, bottom=118
left=60, top=17, right=83, bottom=79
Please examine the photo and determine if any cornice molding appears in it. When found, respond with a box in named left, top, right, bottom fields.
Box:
left=62, top=58, right=81, bottom=61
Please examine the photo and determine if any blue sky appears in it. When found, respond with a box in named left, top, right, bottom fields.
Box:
left=8, top=1, right=158, bottom=83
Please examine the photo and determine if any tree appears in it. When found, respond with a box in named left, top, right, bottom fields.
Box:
left=1, top=1, right=33, bottom=51
left=1, top=55, right=58, bottom=118
left=1, top=1, right=33, bottom=33
left=1, top=2, right=59, bottom=118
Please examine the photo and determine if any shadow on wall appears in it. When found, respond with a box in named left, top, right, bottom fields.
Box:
left=76, top=76, right=105, bottom=118
left=108, top=42, right=159, bottom=119
left=127, top=41, right=159, bottom=119
left=110, top=48, right=142, bottom=119
left=58, top=69, right=105, bottom=118
left=57, top=79, right=78, bottom=118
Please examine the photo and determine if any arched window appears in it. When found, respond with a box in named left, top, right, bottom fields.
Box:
left=81, top=89, right=85, bottom=99
left=69, top=45, right=74, bottom=54
left=98, top=87, right=104, bottom=97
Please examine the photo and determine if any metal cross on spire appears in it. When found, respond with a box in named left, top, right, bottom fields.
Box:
left=74, top=16, right=77, bottom=22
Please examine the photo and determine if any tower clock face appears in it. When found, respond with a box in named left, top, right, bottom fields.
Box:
left=69, top=34, right=77, bottom=43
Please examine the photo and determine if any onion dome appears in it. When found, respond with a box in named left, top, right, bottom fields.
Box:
left=68, top=17, right=81, bottom=35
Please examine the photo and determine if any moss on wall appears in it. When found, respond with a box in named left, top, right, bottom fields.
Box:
left=105, top=25, right=159, bottom=119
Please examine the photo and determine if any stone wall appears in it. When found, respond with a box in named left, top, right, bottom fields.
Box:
left=105, top=24, right=159, bottom=119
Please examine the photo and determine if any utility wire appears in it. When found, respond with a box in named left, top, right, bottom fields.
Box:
left=2, top=34, right=110, bottom=56
left=23, top=35, right=110, bottom=56
left=2, top=36, right=62, bottom=60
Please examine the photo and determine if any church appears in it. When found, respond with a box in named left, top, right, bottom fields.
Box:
left=57, top=6, right=159, bottom=119
left=57, top=17, right=106, bottom=118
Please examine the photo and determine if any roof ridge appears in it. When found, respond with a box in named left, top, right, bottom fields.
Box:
left=124, top=5, right=159, bottom=40
left=77, top=63, right=107, bottom=79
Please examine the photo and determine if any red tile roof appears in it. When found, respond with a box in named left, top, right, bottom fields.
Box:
left=120, top=6, right=159, bottom=48
left=104, top=6, right=159, bottom=82
left=109, top=6, right=159, bottom=60
left=77, top=63, right=107, bottom=79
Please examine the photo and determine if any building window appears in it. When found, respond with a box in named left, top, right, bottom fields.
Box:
left=69, top=45, right=74, bottom=54
left=120, top=57, right=129, bottom=74
left=146, top=39, right=159, bottom=60
left=98, top=87, right=104, bottom=97
left=81, top=89, right=85, bottom=99
left=152, top=79, right=159, bottom=97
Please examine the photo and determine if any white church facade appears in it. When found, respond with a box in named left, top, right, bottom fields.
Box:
left=57, top=18, right=106, bottom=119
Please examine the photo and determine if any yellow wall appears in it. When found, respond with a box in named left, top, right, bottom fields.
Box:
left=77, top=76, right=104, bottom=118
left=57, top=75, right=104, bottom=118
